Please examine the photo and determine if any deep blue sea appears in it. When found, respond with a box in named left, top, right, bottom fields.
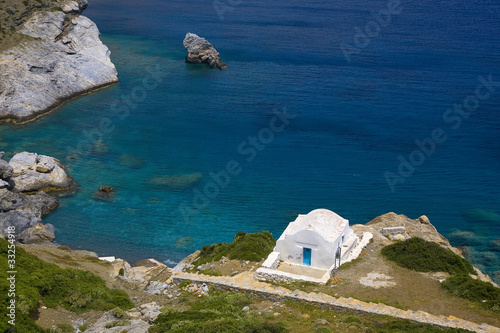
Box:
left=1, top=0, right=499, bottom=281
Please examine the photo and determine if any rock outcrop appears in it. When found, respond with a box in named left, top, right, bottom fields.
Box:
left=0, top=152, right=70, bottom=244
left=85, top=302, right=161, bottom=333
left=0, top=1, right=118, bottom=123
left=183, top=33, right=227, bottom=69
left=9, top=152, right=71, bottom=192
left=355, top=212, right=499, bottom=287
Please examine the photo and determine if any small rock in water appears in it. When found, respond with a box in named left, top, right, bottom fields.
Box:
left=183, top=33, right=227, bottom=69
left=92, top=186, right=115, bottom=202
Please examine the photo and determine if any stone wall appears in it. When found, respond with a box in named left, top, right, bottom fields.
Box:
left=171, top=272, right=498, bottom=333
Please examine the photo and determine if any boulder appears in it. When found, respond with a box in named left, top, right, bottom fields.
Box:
left=0, top=189, right=26, bottom=212
left=0, top=159, right=13, bottom=180
left=0, top=210, right=42, bottom=238
left=17, top=223, right=55, bottom=244
left=9, top=152, right=71, bottom=192
left=83, top=310, right=150, bottom=333
left=183, top=33, right=227, bottom=69
left=21, top=191, right=59, bottom=217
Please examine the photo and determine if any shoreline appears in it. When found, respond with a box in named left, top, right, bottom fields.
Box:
left=0, top=81, right=119, bottom=125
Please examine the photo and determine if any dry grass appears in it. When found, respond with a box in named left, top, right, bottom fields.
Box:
left=275, top=240, right=500, bottom=328
left=0, top=0, right=68, bottom=50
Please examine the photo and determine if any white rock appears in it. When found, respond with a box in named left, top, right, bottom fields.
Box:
left=0, top=9, right=118, bottom=123
left=9, top=152, right=70, bottom=192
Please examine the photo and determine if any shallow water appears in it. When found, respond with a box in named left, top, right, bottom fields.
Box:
left=1, top=0, right=499, bottom=281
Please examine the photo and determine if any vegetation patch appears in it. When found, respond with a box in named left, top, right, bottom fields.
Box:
left=0, top=238, right=134, bottom=332
left=372, top=319, right=472, bottom=332
left=105, top=319, right=131, bottom=328
left=441, top=275, right=500, bottom=312
left=149, top=291, right=286, bottom=333
left=381, top=237, right=476, bottom=276
left=193, top=231, right=276, bottom=265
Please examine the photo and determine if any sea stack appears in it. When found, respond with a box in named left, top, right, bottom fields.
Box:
left=183, top=33, right=227, bottom=70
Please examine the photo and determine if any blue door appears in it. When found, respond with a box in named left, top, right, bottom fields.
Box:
left=303, top=247, right=311, bottom=266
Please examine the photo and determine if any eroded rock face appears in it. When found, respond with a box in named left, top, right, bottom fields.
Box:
left=0, top=152, right=68, bottom=244
left=9, top=152, right=71, bottom=192
left=17, top=223, right=55, bottom=244
left=0, top=5, right=118, bottom=123
left=183, top=33, right=227, bottom=69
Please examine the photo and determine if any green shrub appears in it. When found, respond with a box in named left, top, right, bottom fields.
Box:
left=112, top=307, right=130, bottom=319
left=376, top=319, right=472, bottom=332
left=119, top=268, right=124, bottom=276
left=178, top=280, right=193, bottom=288
left=193, top=231, right=276, bottom=265
left=441, top=275, right=500, bottom=311
left=150, top=292, right=286, bottom=333
left=0, top=238, right=134, bottom=332
left=341, top=315, right=361, bottom=324
left=381, top=237, right=475, bottom=276
left=105, top=320, right=131, bottom=328
left=55, top=323, right=75, bottom=332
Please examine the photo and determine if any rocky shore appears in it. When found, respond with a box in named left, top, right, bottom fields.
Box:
left=0, top=0, right=118, bottom=123
left=0, top=151, right=72, bottom=243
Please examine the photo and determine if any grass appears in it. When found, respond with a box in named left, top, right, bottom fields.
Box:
left=381, top=237, right=476, bottom=276
left=0, top=238, right=134, bottom=333
left=381, top=237, right=500, bottom=314
left=0, top=0, right=69, bottom=50
left=441, top=275, right=500, bottom=312
left=149, top=289, right=473, bottom=333
left=150, top=292, right=286, bottom=333
left=192, top=231, right=276, bottom=265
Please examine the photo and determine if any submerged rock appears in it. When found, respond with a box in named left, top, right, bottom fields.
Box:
left=148, top=172, right=202, bottom=189
left=0, top=5, right=118, bottom=123
left=118, top=154, right=146, bottom=169
left=175, top=236, right=194, bottom=248
left=489, top=239, right=500, bottom=252
left=447, top=229, right=483, bottom=247
left=462, top=208, right=500, bottom=224
left=183, top=33, right=227, bottom=69
left=92, top=185, right=115, bottom=202
left=92, top=140, right=110, bottom=156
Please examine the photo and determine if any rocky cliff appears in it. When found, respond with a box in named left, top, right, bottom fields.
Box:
left=0, top=151, right=73, bottom=243
left=0, top=0, right=118, bottom=123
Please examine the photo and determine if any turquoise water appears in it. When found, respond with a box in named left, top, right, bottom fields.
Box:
left=1, top=0, right=499, bottom=280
